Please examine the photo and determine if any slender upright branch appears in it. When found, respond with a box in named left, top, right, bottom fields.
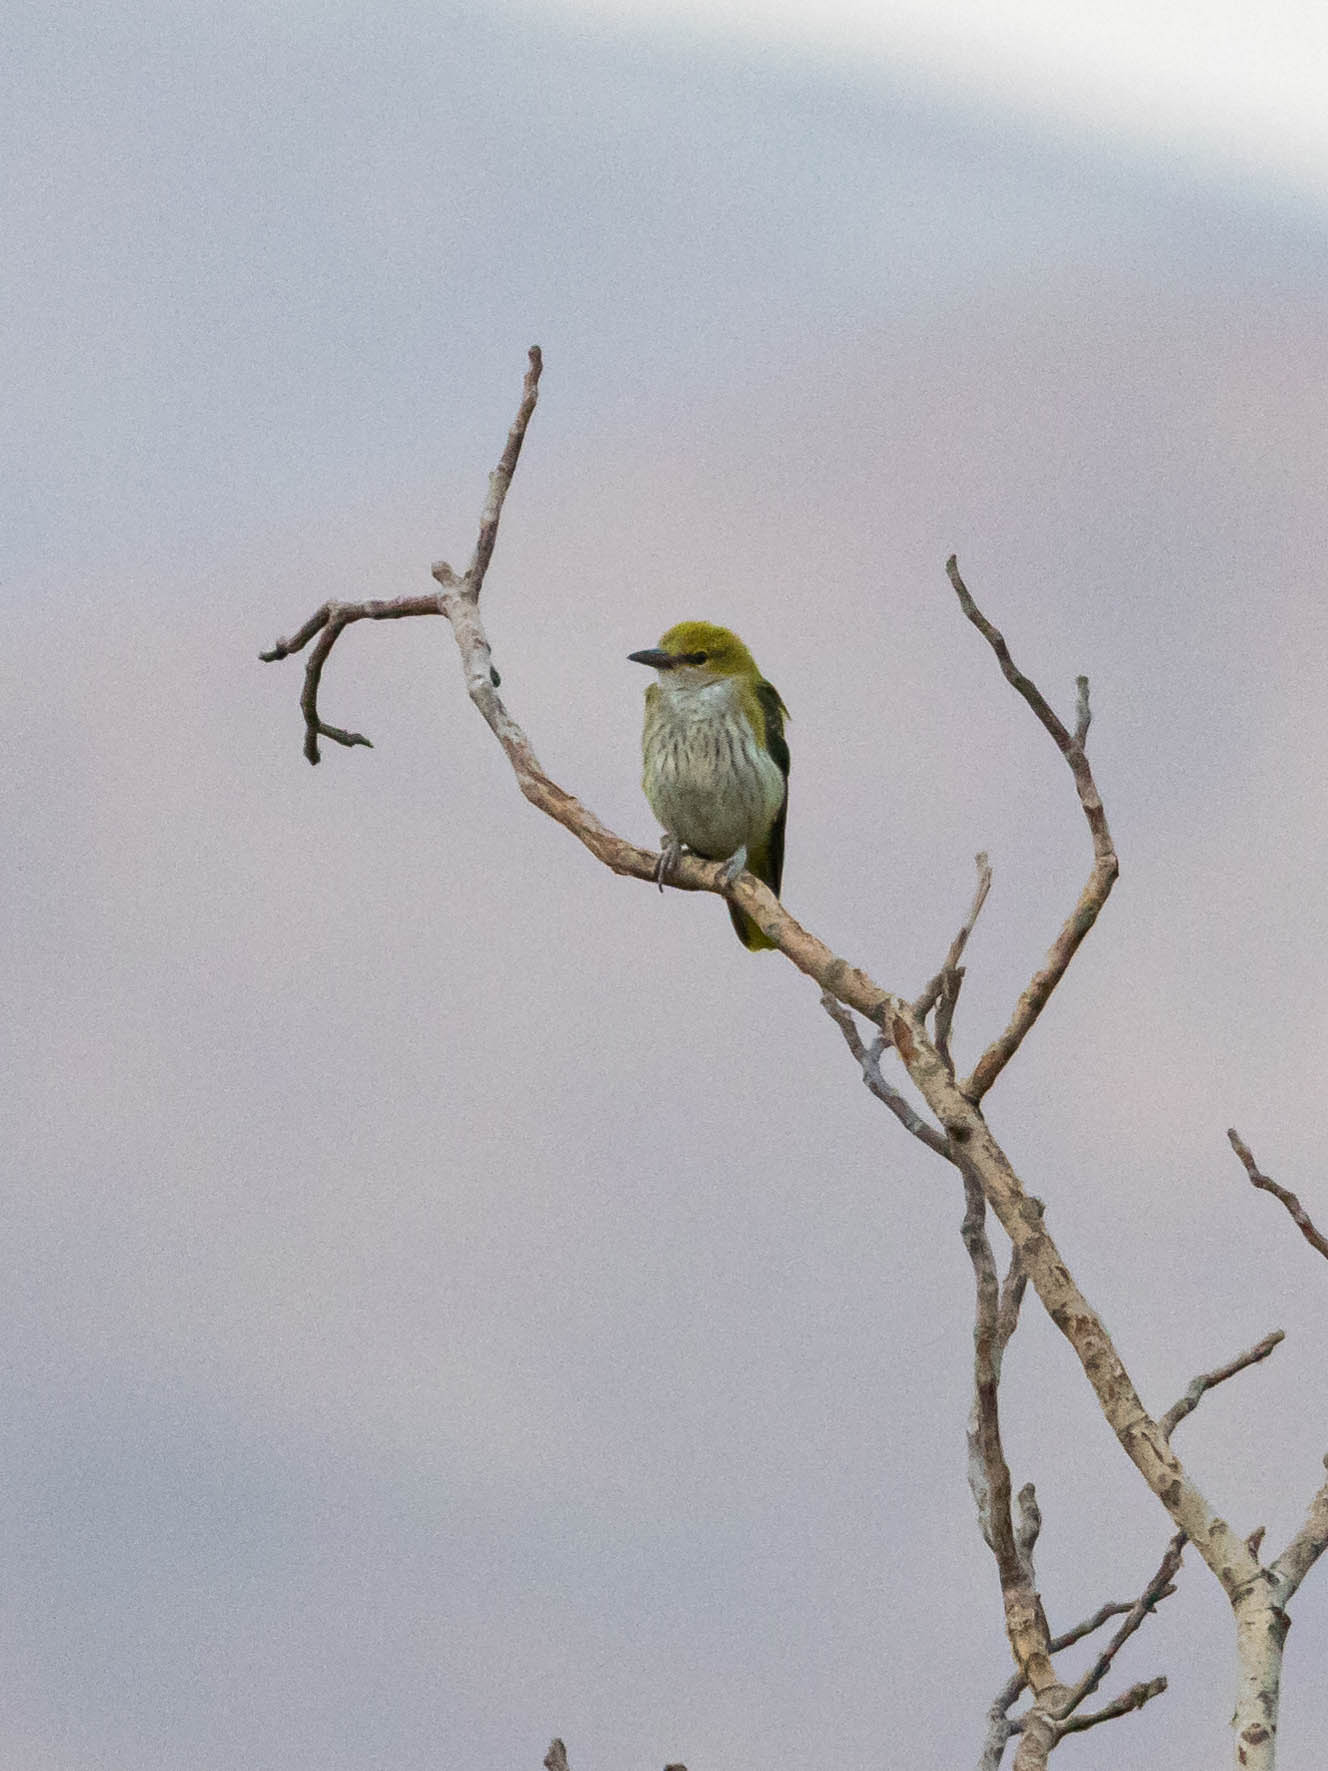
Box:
left=467, top=345, right=544, bottom=593
left=915, top=851, right=993, bottom=1021
left=946, top=559, right=1118, bottom=1102
left=1228, top=1130, right=1328, bottom=1263
left=961, top=1170, right=1065, bottom=1712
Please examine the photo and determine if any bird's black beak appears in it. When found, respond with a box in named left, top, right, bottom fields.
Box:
left=628, top=648, right=675, bottom=669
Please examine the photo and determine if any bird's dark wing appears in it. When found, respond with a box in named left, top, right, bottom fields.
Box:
left=755, top=678, right=789, bottom=897
left=755, top=679, right=789, bottom=779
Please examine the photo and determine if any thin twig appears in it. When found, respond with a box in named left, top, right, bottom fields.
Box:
left=1052, top=1599, right=1155, bottom=1655
left=261, top=594, right=442, bottom=763
left=915, top=851, right=993, bottom=1020
left=820, top=994, right=952, bottom=1158
left=946, top=559, right=1118, bottom=1102
left=987, top=1538, right=1179, bottom=1768
left=466, top=345, right=544, bottom=594
left=1055, top=1533, right=1185, bottom=1718
left=1159, top=1330, right=1285, bottom=1440
left=1228, top=1129, right=1328, bottom=1262
left=259, top=347, right=546, bottom=764
left=984, top=1577, right=1179, bottom=1749
left=1057, top=1676, right=1167, bottom=1734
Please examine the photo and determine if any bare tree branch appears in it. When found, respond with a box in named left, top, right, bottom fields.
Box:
left=946, top=558, right=1118, bottom=1103
left=1271, top=1457, right=1328, bottom=1602
left=820, top=994, right=952, bottom=1157
left=1228, top=1129, right=1328, bottom=1263
left=1057, top=1676, right=1167, bottom=1734
left=1055, top=1533, right=1185, bottom=1718
left=259, top=595, right=442, bottom=763
left=980, top=1698, right=1019, bottom=1770
left=1051, top=1597, right=1164, bottom=1655
left=984, top=1537, right=1181, bottom=1769
left=915, top=850, right=993, bottom=1022
left=259, top=346, right=544, bottom=765
left=464, top=345, right=544, bottom=593
left=994, top=1676, right=1169, bottom=1770
left=886, top=1014, right=1272, bottom=1612
left=962, top=1177, right=1015, bottom=1558
left=961, top=1170, right=1066, bottom=1712
left=983, top=1566, right=1181, bottom=1767
left=1159, top=1331, right=1285, bottom=1440
left=543, top=1741, right=569, bottom=1771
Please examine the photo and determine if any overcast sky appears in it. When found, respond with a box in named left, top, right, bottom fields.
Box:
left=6, top=3, right=1328, bottom=1768
left=542, top=0, right=1328, bottom=193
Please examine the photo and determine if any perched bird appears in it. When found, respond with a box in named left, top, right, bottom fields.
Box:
left=628, top=621, right=789, bottom=950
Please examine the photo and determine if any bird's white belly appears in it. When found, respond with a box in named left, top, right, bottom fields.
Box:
left=645, top=692, right=784, bottom=859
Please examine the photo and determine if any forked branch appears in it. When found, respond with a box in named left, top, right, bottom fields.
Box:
left=946, top=559, right=1118, bottom=1102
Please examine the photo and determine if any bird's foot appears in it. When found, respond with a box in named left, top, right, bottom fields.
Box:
left=718, top=844, right=749, bottom=890
left=655, top=835, right=684, bottom=892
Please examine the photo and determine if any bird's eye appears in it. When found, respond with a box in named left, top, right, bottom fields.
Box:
left=693, top=651, right=708, bottom=663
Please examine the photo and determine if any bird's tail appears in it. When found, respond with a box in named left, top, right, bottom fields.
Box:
left=728, top=903, right=776, bottom=950
left=727, top=838, right=780, bottom=950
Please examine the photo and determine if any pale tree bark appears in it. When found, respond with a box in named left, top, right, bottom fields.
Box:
left=262, top=351, right=1328, bottom=1769
left=1222, top=1136, right=1328, bottom=1769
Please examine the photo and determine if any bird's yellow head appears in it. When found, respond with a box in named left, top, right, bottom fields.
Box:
left=627, top=621, right=760, bottom=682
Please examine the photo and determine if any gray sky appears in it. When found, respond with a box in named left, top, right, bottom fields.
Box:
left=6, top=3, right=1328, bottom=1767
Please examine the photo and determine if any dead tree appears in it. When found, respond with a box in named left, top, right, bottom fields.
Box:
left=262, top=349, right=1328, bottom=1770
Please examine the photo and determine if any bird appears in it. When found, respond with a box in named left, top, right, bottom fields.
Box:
left=628, top=621, right=789, bottom=950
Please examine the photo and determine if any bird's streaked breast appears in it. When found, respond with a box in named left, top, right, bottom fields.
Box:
left=641, top=676, right=785, bottom=859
